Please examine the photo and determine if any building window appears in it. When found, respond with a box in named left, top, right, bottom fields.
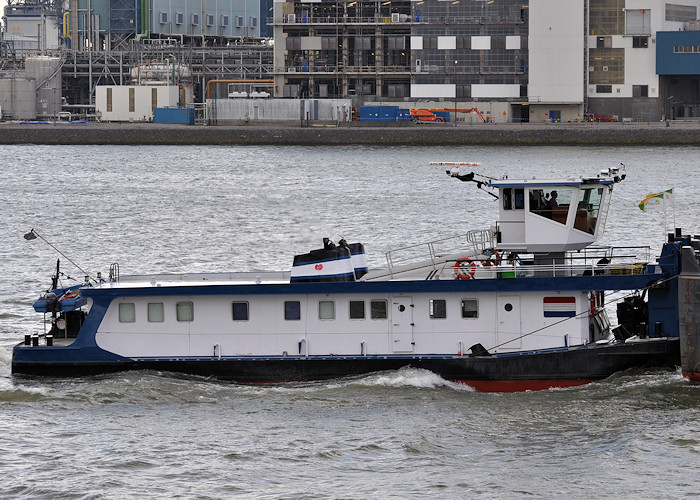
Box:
left=285, top=301, right=301, bottom=320
left=206, top=14, right=214, bottom=26
left=589, top=48, right=624, bottom=85
left=625, top=9, right=650, bottom=35
left=461, top=299, right=478, bottom=319
left=589, top=0, right=624, bottom=35
left=176, top=301, right=194, bottom=322
left=319, top=300, right=335, bottom=320
left=191, top=13, right=199, bottom=25
left=349, top=300, right=365, bottom=319
left=250, top=17, right=257, bottom=27
left=633, top=85, right=648, bottom=98
left=221, top=15, right=229, bottom=27
left=147, top=302, right=164, bottom=322
left=232, top=301, right=249, bottom=321
left=673, top=45, right=700, bottom=53
left=106, top=88, right=113, bottom=112
left=596, top=36, right=612, bottom=48
left=236, top=16, right=244, bottom=28
left=596, top=85, right=613, bottom=94
left=632, top=36, right=648, bottom=48
left=119, top=302, right=135, bottom=323
left=128, top=88, right=135, bottom=112
left=159, top=12, right=167, bottom=24
left=665, top=4, right=696, bottom=22
left=370, top=300, right=387, bottom=320
left=429, top=299, right=447, bottom=319
left=175, top=12, right=183, bottom=25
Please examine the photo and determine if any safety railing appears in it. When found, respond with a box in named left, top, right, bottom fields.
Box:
left=383, top=229, right=495, bottom=278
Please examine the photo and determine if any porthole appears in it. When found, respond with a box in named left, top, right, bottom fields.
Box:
left=504, top=303, right=513, bottom=312
left=398, top=304, right=406, bottom=312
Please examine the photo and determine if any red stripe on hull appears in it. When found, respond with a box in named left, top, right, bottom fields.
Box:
left=452, top=378, right=597, bottom=393
left=682, top=372, right=700, bottom=383
left=543, top=297, right=576, bottom=303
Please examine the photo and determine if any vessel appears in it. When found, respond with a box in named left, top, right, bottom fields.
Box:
left=13, top=164, right=696, bottom=392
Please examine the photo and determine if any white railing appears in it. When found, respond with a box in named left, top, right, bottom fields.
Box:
left=384, top=229, right=495, bottom=278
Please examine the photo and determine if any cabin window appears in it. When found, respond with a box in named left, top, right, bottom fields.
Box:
left=232, top=301, right=249, bottom=321
left=119, top=303, right=135, bottom=323
left=285, top=301, right=301, bottom=320
left=503, top=188, right=524, bottom=210
left=529, top=187, right=576, bottom=223
left=503, top=188, right=512, bottom=210
left=349, top=300, right=365, bottom=319
left=176, top=301, right=194, bottom=322
left=574, top=187, right=604, bottom=235
left=319, top=300, right=335, bottom=320
left=529, top=189, right=549, bottom=218
left=429, top=299, right=447, bottom=319
left=148, top=302, right=164, bottom=322
left=461, top=299, right=478, bottom=319
left=370, top=300, right=387, bottom=319
left=514, top=188, right=524, bottom=209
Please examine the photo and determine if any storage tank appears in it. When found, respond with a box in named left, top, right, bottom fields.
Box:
left=25, top=56, right=62, bottom=118
left=0, top=76, right=37, bottom=120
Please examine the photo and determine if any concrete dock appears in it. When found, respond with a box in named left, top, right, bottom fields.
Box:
left=1, top=121, right=699, bottom=146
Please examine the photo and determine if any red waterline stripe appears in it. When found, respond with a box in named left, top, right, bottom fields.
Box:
left=452, top=378, right=596, bottom=393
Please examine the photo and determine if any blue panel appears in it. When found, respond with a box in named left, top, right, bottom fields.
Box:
left=154, top=108, right=195, bottom=124
left=656, top=31, right=700, bottom=75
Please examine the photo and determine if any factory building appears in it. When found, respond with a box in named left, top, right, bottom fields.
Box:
left=272, top=0, right=700, bottom=122
left=2, top=0, right=700, bottom=122
left=64, top=0, right=267, bottom=50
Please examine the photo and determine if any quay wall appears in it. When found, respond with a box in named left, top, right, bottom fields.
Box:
left=1, top=122, right=700, bottom=146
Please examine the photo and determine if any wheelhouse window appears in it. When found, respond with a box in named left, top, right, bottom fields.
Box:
left=176, top=301, right=194, bottom=322
left=574, top=187, right=604, bottom=235
left=349, top=300, right=365, bottom=319
left=119, top=303, right=135, bottom=323
left=429, top=299, right=447, bottom=319
left=285, top=301, right=301, bottom=320
left=503, top=188, right=525, bottom=210
left=461, top=299, right=478, bottom=319
left=319, top=300, right=335, bottom=320
left=530, top=188, right=574, bottom=225
left=232, top=301, right=249, bottom=321
left=370, top=300, right=387, bottom=319
left=147, top=302, right=164, bottom=322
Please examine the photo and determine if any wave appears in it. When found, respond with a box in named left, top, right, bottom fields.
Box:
left=352, top=367, right=474, bottom=391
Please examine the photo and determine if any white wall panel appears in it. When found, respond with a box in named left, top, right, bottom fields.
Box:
left=410, top=84, right=456, bottom=98
left=437, top=36, right=456, bottom=50
left=471, top=36, right=491, bottom=50
left=528, top=0, right=584, bottom=103
left=471, top=84, right=521, bottom=98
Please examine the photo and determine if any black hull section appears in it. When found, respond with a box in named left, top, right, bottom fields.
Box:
left=12, top=339, right=680, bottom=391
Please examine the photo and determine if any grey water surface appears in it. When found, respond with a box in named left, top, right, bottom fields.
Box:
left=1, top=144, right=699, bottom=498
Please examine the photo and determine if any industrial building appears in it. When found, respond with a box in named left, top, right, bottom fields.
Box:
left=272, top=0, right=700, bottom=121
left=1, top=0, right=699, bottom=122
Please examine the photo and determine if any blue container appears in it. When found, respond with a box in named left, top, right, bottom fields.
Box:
left=154, top=107, right=195, bottom=125
left=397, top=109, right=410, bottom=121
left=359, top=106, right=399, bottom=121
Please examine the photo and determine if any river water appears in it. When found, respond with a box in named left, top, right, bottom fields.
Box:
left=1, top=144, right=699, bottom=498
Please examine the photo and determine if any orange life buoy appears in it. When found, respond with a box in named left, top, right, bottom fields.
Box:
left=59, top=293, right=77, bottom=301
left=454, top=258, right=477, bottom=279
left=589, top=293, right=596, bottom=315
